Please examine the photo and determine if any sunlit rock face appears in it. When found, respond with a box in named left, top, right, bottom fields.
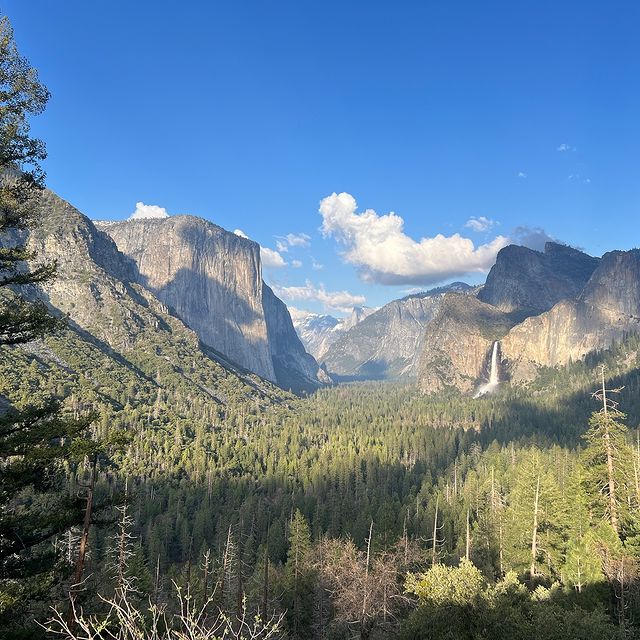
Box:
left=96, top=215, right=326, bottom=392
left=501, top=249, right=640, bottom=382
left=417, top=294, right=516, bottom=394
left=322, top=283, right=473, bottom=380
left=100, top=215, right=276, bottom=381
left=418, top=243, right=640, bottom=394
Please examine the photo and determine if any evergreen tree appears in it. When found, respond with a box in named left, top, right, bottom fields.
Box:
left=0, top=15, right=91, bottom=634
left=283, top=509, right=314, bottom=639
left=582, top=397, right=634, bottom=537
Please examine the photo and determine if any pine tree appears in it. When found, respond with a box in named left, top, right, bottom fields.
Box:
left=581, top=369, right=634, bottom=538
left=283, top=509, right=314, bottom=639
left=0, top=15, right=92, bottom=632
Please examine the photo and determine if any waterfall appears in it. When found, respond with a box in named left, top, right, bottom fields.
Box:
left=474, top=341, right=500, bottom=398
left=488, top=340, right=499, bottom=386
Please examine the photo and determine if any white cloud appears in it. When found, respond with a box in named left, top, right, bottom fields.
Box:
left=275, top=232, right=311, bottom=252
left=568, top=174, right=592, bottom=184
left=260, top=246, right=287, bottom=268
left=517, top=171, right=527, bottom=178
left=233, top=228, right=249, bottom=239
left=272, top=279, right=366, bottom=313
left=129, top=202, right=170, bottom=220
left=285, top=232, right=311, bottom=247
left=465, top=216, right=497, bottom=233
left=311, top=259, right=324, bottom=271
left=287, top=306, right=314, bottom=322
left=511, top=226, right=555, bottom=251
left=557, top=143, right=575, bottom=152
left=291, top=259, right=303, bottom=268
left=318, top=192, right=509, bottom=286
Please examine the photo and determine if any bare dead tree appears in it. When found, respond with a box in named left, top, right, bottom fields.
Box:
left=66, top=452, right=98, bottom=628
left=591, top=365, right=625, bottom=535
left=45, top=580, right=284, bottom=640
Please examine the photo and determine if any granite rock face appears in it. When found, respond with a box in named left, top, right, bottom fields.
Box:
left=478, top=242, right=599, bottom=317
left=20, top=190, right=287, bottom=406
left=322, top=283, right=473, bottom=380
left=501, top=249, right=640, bottom=381
left=418, top=244, right=640, bottom=394
left=22, top=190, right=324, bottom=393
left=99, top=216, right=276, bottom=381
left=417, top=294, right=516, bottom=394
left=262, top=283, right=332, bottom=391
left=99, top=216, right=326, bottom=391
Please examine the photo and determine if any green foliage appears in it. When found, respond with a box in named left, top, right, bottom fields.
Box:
left=404, top=561, right=619, bottom=640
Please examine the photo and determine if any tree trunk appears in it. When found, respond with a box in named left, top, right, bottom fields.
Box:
left=601, top=368, right=619, bottom=534
left=530, top=474, right=540, bottom=578
left=465, top=509, right=470, bottom=561
left=66, top=453, right=98, bottom=627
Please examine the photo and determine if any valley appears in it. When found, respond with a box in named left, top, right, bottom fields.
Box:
left=2, top=7, right=640, bottom=640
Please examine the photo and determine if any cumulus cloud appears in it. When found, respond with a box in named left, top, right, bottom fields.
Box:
left=517, top=171, right=527, bottom=178
left=276, top=232, right=311, bottom=252
left=291, top=259, right=303, bottom=268
left=511, top=226, right=556, bottom=251
left=232, top=229, right=287, bottom=268
left=318, top=192, right=509, bottom=286
left=557, top=143, right=575, bottom=152
left=129, top=202, right=170, bottom=220
left=287, top=306, right=314, bottom=322
left=465, top=216, right=497, bottom=233
left=260, top=246, right=287, bottom=268
left=311, top=259, right=324, bottom=271
left=272, top=280, right=366, bottom=313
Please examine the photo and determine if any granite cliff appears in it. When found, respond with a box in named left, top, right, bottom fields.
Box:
left=477, top=242, right=599, bottom=317
left=322, top=283, right=472, bottom=380
left=501, top=249, right=640, bottom=382
left=418, top=243, right=640, bottom=394
left=418, top=294, right=515, bottom=394
left=21, top=189, right=288, bottom=407
left=97, top=215, right=326, bottom=392
left=24, top=190, right=323, bottom=394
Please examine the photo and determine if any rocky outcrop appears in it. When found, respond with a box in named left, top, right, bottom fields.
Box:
left=478, top=242, right=599, bottom=317
left=417, top=294, right=516, bottom=394
left=323, top=283, right=473, bottom=380
left=418, top=245, right=640, bottom=394
left=501, top=249, right=640, bottom=382
left=22, top=189, right=323, bottom=393
left=263, top=284, right=331, bottom=392
left=20, top=190, right=288, bottom=408
left=581, top=249, right=640, bottom=315
left=98, top=216, right=276, bottom=381
left=99, top=215, right=325, bottom=392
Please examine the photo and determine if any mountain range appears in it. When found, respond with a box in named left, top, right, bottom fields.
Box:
left=12, top=189, right=640, bottom=399
left=296, top=283, right=473, bottom=380
left=419, top=242, right=640, bottom=394
left=21, top=190, right=325, bottom=398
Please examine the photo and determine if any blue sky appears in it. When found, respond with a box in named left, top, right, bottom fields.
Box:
left=5, top=1, right=640, bottom=315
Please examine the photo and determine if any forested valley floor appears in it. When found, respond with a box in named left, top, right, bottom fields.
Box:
left=3, top=328, right=640, bottom=639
